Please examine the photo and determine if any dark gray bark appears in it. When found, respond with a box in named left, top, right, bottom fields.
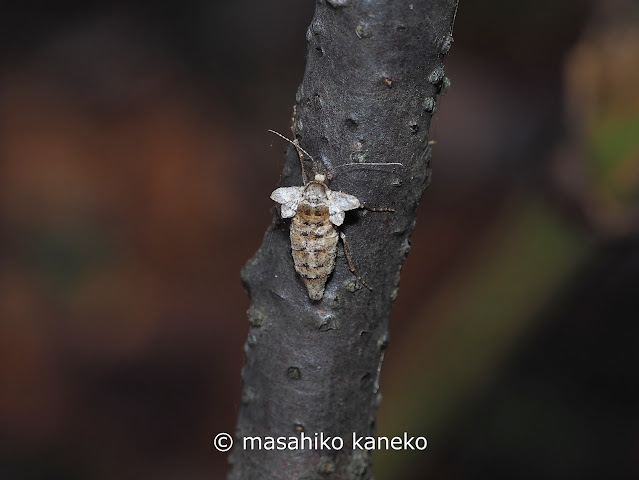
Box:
left=229, top=1, right=458, bottom=478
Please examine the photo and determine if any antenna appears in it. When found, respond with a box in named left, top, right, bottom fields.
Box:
left=334, top=162, right=404, bottom=168
left=268, top=129, right=317, bottom=184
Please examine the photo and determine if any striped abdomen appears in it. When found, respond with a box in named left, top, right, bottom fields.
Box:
left=290, top=203, right=338, bottom=300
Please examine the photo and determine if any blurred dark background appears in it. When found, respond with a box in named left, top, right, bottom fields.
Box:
left=1, top=1, right=638, bottom=479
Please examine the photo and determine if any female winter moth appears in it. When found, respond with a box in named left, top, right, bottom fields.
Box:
left=269, top=129, right=397, bottom=300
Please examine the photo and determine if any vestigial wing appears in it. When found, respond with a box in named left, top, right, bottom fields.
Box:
left=271, top=186, right=304, bottom=219
left=327, top=190, right=361, bottom=226
left=327, top=190, right=361, bottom=211
left=271, top=186, right=304, bottom=204
left=329, top=210, right=345, bottom=226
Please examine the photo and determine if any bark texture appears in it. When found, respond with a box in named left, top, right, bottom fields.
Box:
left=229, top=1, right=458, bottom=478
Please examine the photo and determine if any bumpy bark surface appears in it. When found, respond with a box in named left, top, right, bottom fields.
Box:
left=229, top=1, right=458, bottom=478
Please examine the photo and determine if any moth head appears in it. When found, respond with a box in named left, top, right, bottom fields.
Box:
left=314, top=173, right=326, bottom=183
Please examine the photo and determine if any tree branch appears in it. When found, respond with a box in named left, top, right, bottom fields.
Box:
left=229, top=1, right=458, bottom=478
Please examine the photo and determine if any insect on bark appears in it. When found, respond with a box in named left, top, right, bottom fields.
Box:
left=269, top=129, right=399, bottom=300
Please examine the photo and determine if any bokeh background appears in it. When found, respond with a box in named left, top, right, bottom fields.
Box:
left=1, top=1, right=638, bottom=479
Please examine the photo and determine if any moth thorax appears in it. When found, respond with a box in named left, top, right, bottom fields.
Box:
left=303, top=183, right=328, bottom=205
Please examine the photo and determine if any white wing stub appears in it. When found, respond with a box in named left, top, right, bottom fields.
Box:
left=326, top=190, right=360, bottom=226
left=271, top=186, right=304, bottom=219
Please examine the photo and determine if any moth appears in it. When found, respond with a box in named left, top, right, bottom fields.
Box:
left=269, top=129, right=399, bottom=300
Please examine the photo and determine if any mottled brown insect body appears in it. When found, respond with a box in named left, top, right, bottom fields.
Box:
left=290, top=190, right=338, bottom=300
left=269, top=129, right=397, bottom=300
left=271, top=175, right=362, bottom=300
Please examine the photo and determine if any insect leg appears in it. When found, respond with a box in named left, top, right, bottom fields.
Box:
left=339, top=230, right=373, bottom=291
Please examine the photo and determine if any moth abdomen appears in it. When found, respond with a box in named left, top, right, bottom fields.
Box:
left=290, top=203, right=338, bottom=299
